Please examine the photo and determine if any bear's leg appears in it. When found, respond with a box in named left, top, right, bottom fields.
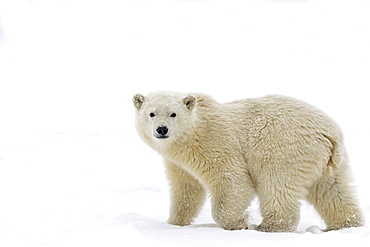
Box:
left=256, top=185, right=301, bottom=232
left=165, top=160, right=207, bottom=226
left=306, top=166, right=364, bottom=231
left=210, top=175, right=255, bottom=230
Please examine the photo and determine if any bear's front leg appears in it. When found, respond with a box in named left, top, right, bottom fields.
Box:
left=165, top=160, right=206, bottom=226
left=210, top=178, right=254, bottom=230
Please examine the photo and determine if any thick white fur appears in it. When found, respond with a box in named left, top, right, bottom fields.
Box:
left=133, top=91, right=364, bottom=232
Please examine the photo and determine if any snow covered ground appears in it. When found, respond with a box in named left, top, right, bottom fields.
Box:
left=0, top=0, right=369, bottom=246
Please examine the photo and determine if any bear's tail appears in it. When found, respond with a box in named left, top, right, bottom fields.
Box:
left=323, top=133, right=346, bottom=169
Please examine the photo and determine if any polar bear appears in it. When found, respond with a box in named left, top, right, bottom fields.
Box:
left=133, top=91, right=364, bottom=232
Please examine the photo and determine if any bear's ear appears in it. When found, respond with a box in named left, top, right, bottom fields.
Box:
left=182, top=95, right=196, bottom=110
left=133, top=94, right=145, bottom=109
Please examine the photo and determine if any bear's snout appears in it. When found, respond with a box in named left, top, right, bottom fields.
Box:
left=156, top=126, right=169, bottom=139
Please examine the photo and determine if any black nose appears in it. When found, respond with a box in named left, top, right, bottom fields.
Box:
left=156, top=126, right=168, bottom=136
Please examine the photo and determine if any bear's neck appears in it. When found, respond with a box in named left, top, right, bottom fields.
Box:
left=163, top=110, right=224, bottom=177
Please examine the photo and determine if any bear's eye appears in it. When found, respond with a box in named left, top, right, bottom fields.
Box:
left=170, top=113, right=176, bottom=117
left=150, top=112, right=155, bottom=117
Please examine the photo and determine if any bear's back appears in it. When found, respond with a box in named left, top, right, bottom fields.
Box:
left=229, top=95, right=340, bottom=135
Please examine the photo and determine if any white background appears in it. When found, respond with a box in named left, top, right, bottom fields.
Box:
left=0, top=0, right=369, bottom=246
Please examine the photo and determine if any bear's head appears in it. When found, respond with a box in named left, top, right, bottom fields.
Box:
left=133, top=92, right=197, bottom=147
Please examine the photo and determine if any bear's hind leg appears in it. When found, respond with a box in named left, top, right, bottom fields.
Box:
left=165, top=160, right=207, bottom=226
left=306, top=166, right=364, bottom=231
left=257, top=185, right=302, bottom=232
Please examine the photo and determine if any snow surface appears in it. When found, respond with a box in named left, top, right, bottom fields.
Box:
left=0, top=0, right=369, bottom=246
